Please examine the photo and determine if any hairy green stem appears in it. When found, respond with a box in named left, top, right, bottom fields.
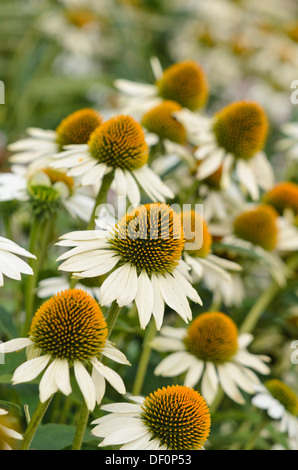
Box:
left=22, top=217, right=53, bottom=336
left=132, top=319, right=157, bottom=396
left=20, top=398, right=52, bottom=450
left=243, top=417, right=269, bottom=450
left=71, top=403, right=90, bottom=451
left=87, top=171, right=115, bottom=230
left=239, top=253, right=298, bottom=335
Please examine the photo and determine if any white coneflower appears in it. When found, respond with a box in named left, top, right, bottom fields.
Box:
left=140, top=100, right=196, bottom=171
left=263, top=181, right=298, bottom=221
left=224, top=204, right=298, bottom=286
left=0, top=289, right=129, bottom=411
left=176, top=101, right=274, bottom=200
left=51, top=114, right=174, bottom=206
left=115, top=58, right=209, bottom=114
left=57, top=203, right=203, bottom=330
left=252, top=379, right=298, bottom=445
left=182, top=210, right=242, bottom=292
left=0, top=408, right=23, bottom=450
left=91, top=385, right=211, bottom=450
left=38, top=0, right=107, bottom=58
left=0, top=237, right=35, bottom=287
left=152, top=312, right=271, bottom=405
left=7, top=108, right=103, bottom=169
left=0, top=166, right=94, bottom=223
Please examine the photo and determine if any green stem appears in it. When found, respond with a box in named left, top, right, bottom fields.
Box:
left=87, top=171, right=114, bottom=230
left=23, top=218, right=41, bottom=336
left=22, top=217, right=53, bottom=336
left=239, top=281, right=280, bottom=335
left=20, top=398, right=52, bottom=450
left=132, top=319, right=157, bottom=396
left=243, top=417, right=269, bottom=450
left=239, top=253, right=298, bottom=335
left=71, top=300, right=123, bottom=450
left=71, top=403, right=90, bottom=451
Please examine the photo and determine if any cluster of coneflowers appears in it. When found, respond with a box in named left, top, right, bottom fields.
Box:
left=0, top=56, right=298, bottom=451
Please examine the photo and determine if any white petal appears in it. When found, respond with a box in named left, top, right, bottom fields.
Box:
left=74, top=361, right=96, bottom=411
left=101, top=342, right=130, bottom=365
left=236, top=159, right=259, bottom=200
left=99, top=422, right=148, bottom=447
left=217, top=364, right=245, bottom=404
left=54, top=358, right=72, bottom=396
left=92, top=366, right=106, bottom=405
left=100, top=264, right=132, bottom=305
left=12, top=355, right=51, bottom=384
left=158, top=273, right=192, bottom=323
left=0, top=338, right=33, bottom=354
left=91, top=359, right=126, bottom=395
left=201, top=362, right=218, bottom=404
left=116, top=264, right=138, bottom=307
left=39, top=360, right=61, bottom=402
left=196, top=148, right=225, bottom=180
left=154, top=352, right=194, bottom=377
left=135, top=270, right=154, bottom=329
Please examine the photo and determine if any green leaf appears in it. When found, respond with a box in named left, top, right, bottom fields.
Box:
left=31, top=424, right=94, bottom=450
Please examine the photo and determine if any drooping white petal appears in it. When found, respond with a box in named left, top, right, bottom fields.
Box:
left=134, top=270, right=154, bottom=329
left=101, top=342, right=130, bottom=365
left=151, top=273, right=165, bottom=330
left=201, top=362, right=218, bottom=404
left=39, top=359, right=61, bottom=402
left=91, top=359, right=126, bottom=395
left=184, top=359, right=205, bottom=388
left=100, top=263, right=133, bottom=305
left=236, top=159, right=259, bottom=200
left=12, top=355, right=51, bottom=385
left=91, top=366, right=106, bottom=405
left=158, top=273, right=192, bottom=323
left=74, top=361, right=96, bottom=411
left=217, top=363, right=245, bottom=404
left=154, top=351, right=194, bottom=377
left=53, top=358, right=72, bottom=397
left=116, top=264, right=138, bottom=307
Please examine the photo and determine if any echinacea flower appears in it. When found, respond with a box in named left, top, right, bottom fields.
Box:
left=91, top=385, right=211, bottom=450
left=182, top=210, right=242, bottom=291
left=263, top=181, right=298, bottom=220
left=252, top=379, right=298, bottom=445
left=8, top=108, right=103, bottom=170
left=140, top=100, right=195, bottom=171
left=152, top=312, right=270, bottom=405
left=0, top=166, right=94, bottom=223
left=38, top=0, right=111, bottom=59
left=0, top=236, right=35, bottom=287
left=57, top=203, right=202, bottom=330
left=176, top=101, right=274, bottom=200
left=115, top=58, right=208, bottom=114
left=0, top=408, right=23, bottom=450
left=0, top=289, right=129, bottom=411
left=51, top=114, right=174, bottom=206
left=223, top=204, right=298, bottom=285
